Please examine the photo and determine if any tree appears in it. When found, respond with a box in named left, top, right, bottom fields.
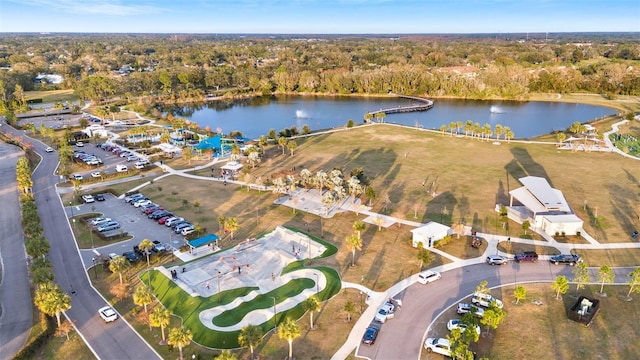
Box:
left=552, top=275, right=569, bottom=300
left=417, top=243, right=434, bottom=269
left=572, top=262, right=591, bottom=295
left=133, top=285, right=154, bottom=313
left=34, top=282, right=71, bottom=327
left=215, top=350, right=238, bottom=360
left=26, top=235, right=50, bottom=259
left=238, top=324, right=263, bottom=360
left=139, top=238, right=154, bottom=266
left=352, top=221, right=365, bottom=240
left=287, top=140, right=298, bottom=156
left=597, top=265, right=615, bottom=294
left=522, top=220, right=531, bottom=235
left=109, top=255, right=128, bottom=284
left=168, top=326, right=193, bottom=360
left=344, top=300, right=357, bottom=322
left=627, top=268, right=640, bottom=298
left=302, top=296, right=321, bottom=329
left=480, top=301, right=506, bottom=334
left=345, top=233, right=362, bottom=267
left=278, top=136, right=288, bottom=155
left=16, top=157, right=33, bottom=194
left=475, top=280, right=489, bottom=295
left=182, top=146, right=194, bottom=164
left=514, top=285, right=526, bottom=304
left=55, top=319, right=75, bottom=340
left=365, top=186, right=376, bottom=206
left=217, top=215, right=226, bottom=232
left=224, top=217, right=239, bottom=240
left=150, top=307, right=171, bottom=342
left=278, top=317, right=300, bottom=360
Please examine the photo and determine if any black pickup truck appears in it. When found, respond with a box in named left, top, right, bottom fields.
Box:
left=549, top=254, right=582, bottom=265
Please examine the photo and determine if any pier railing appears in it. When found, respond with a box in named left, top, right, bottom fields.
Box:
left=365, top=94, right=434, bottom=121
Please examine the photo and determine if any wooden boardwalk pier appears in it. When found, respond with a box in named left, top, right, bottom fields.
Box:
left=365, top=94, right=434, bottom=120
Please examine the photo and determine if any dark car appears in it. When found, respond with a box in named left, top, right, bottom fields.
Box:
left=514, top=251, right=538, bottom=263
left=122, top=251, right=139, bottom=262
left=95, top=194, right=106, bottom=201
left=362, top=323, right=381, bottom=345
left=550, top=254, right=582, bottom=265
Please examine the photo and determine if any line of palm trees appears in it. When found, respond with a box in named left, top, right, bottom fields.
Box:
left=439, top=120, right=515, bottom=141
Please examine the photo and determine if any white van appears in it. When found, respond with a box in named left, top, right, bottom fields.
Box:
left=471, top=292, right=503, bottom=308
left=116, top=164, right=128, bottom=173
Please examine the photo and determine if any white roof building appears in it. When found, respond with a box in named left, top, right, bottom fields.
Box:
left=410, top=221, right=451, bottom=248
left=508, top=176, right=583, bottom=236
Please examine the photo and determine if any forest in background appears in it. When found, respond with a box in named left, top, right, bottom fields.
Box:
left=0, top=32, right=638, bottom=114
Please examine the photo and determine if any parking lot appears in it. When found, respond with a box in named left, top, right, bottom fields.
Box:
left=69, top=142, right=152, bottom=181
left=73, top=193, right=187, bottom=268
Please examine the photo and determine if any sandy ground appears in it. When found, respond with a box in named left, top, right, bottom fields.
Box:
left=159, top=226, right=327, bottom=330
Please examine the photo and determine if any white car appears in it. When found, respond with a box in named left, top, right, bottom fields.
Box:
left=424, top=337, right=451, bottom=357
left=116, top=164, right=128, bottom=173
left=457, top=303, right=485, bottom=318
left=72, top=174, right=84, bottom=181
left=374, top=302, right=396, bottom=323
left=76, top=141, right=84, bottom=147
left=134, top=161, right=145, bottom=169
left=447, top=319, right=481, bottom=335
left=45, top=147, right=54, bottom=153
left=91, top=171, right=102, bottom=178
left=471, top=292, right=504, bottom=309
left=90, top=217, right=112, bottom=226
left=417, top=270, right=441, bottom=284
left=98, top=306, right=118, bottom=322
left=133, top=199, right=152, bottom=208
left=165, top=217, right=184, bottom=227
left=181, top=226, right=195, bottom=236
left=82, top=194, right=95, bottom=203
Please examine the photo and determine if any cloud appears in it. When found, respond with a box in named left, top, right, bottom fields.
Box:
left=7, top=0, right=165, bottom=16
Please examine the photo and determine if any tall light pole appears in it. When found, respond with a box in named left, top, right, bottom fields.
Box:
left=270, top=296, right=277, bottom=329
left=91, top=257, right=98, bottom=279
left=217, top=271, right=222, bottom=301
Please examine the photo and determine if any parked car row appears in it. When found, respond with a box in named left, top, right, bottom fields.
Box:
left=362, top=298, right=402, bottom=345
left=97, top=143, right=150, bottom=169
left=73, top=150, right=103, bottom=166
left=125, top=193, right=195, bottom=236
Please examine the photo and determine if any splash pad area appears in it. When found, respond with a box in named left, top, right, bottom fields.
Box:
left=144, top=226, right=340, bottom=348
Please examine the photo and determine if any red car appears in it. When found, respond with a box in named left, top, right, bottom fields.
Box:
left=158, top=216, right=171, bottom=225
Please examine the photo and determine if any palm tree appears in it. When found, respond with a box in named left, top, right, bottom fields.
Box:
left=344, top=300, right=357, bottom=322
left=439, top=124, right=447, bottom=135
left=238, top=324, right=263, bottom=360
left=302, top=296, right=321, bottom=329
left=352, top=221, right=365, bottom=240
left=278, top=136, right=288, bottom=155
left=345, top=233, right=363, bottom=267
left=168, top=326, right=193, bottom=360
left=149, top=307, right=171, bottom=342
left=494, top=124, right=503, bottom=140
left=278, top=317, right=300, bottom=360
left=139, top=238, right=154, bottom=266
left=34, top=282, right=71, bottom=327
left=224, top=217, right=239, bottom=240
left=133, top=285, right=154, bottom=313
left=109, top=255, right=128, bottom=284
left=287, top=140, right=298, bottom=156
left=217, top=215, right=226, bottom=232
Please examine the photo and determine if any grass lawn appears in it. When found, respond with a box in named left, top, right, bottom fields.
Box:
left=24, top=89, right=79, bottom=104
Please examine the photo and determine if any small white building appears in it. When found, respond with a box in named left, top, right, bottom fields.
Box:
left=411, top=221, right=451, bottom=248
left=82, top=124, right=108, bottom=138
left=507, top=176, right=583, bottom=236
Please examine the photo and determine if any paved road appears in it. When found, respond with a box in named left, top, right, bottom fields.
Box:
left=357, top=262, right=636, bottom=360
left=0, top=124, right=160, bottom=359
left=0, top=141, right=32, bottom=359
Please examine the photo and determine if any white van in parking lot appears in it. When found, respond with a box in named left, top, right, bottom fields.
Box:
left=116, top=164, right=128, bottom=173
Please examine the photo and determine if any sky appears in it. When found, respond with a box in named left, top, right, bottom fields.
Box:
left=1, top=0, right=638, bottom=34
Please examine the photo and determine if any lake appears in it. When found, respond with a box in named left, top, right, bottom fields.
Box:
left=164, top=96, right=616, bottom=140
